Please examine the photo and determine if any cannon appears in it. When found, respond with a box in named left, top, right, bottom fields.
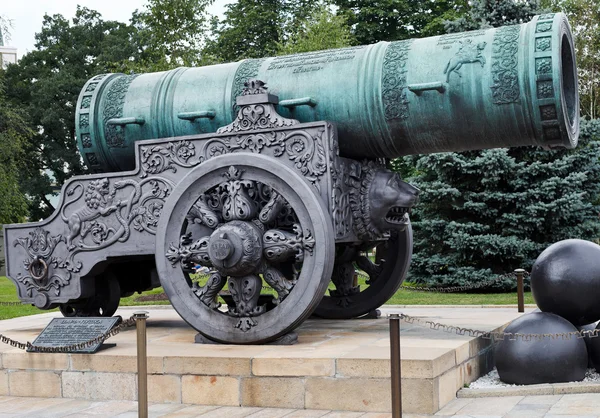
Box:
left=4, top=13, right=578, bottom=343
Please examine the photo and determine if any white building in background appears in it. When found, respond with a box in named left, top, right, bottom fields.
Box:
left=0, top=28, right=17, bottom=69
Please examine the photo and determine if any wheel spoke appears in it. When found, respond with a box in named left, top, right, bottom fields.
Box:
left=330, top=261, right=360, bottom=307
left=263, top=264, right=296, bottom=305
left=186, top=195, right=221, bottom=229
left=165, top=233, right=212, bottom=270
left=355, top=253, right=383, bottom=285
left=263, top=223, right=314, bottom=263
left=193, top=271, right=226, bottom=309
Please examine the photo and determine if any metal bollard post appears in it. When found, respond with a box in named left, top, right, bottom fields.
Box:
left=389, top=314, right=402, bottom=418
left=514, top=269, right=525, bottom=313
left=134, top=311, right=149, bottom=418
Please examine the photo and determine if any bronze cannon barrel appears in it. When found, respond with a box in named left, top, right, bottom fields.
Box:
left=76, top=13, right=578, bottom=173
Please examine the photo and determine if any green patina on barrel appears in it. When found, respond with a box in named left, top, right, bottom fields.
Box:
left=76, top=13, right=579, bottom=173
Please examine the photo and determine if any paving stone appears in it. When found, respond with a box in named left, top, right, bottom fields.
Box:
left=2, top=352, right=68, bottom=371
left=69, top=353, right=163, bottom=374
left=241, top=377, right=304, bottom=409
left=1, top=397, right=71, bottom=415
left=252, top=358, right=334, bottom=377
left=159, top=404, right=221, bottom=417
left=197, top=406, right=264, bottom=417
left=437, top=367, right=461, bottom=410
left=551, top=383, right=600, bottom=395
left=8, top=370, right=61, bottom=397
left=283, top=410, right=332, bottom=418
left=164, top=356, right=251, bottom=376
left=503, top=403, right=549, bottom=418
left=62, top=371, right=137, bottom=401
left=0, top=371, right=7, bottom=396
left=76, top=399, right=138, bottom=415
left=148, top=374, right=181, bottom=403
left=454, top=396, right=523, bottom=415
left=548, top=393, right=600, bottom=415
left=306, top=377, right=390, bottom=413
left=518, top=395, right=562, bottom=405
left=245, top=407, right=298, bottom=417
left=25, top=399, right=96, bottom=418
left=435, top=398, right=473, bottom=415
left=336, top=359, right=389, bottom=378
left=181, top=375, right=239, bottom=406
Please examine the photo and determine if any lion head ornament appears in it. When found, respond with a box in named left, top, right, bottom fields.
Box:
left=350, top=162, right=419, bottom=240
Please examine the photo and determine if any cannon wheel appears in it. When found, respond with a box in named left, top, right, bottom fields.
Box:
left=155, top=153, right=334, bottom=344
left=59, top=272, right=121, bottom=317
left=314, top=223, right=412, bottom=319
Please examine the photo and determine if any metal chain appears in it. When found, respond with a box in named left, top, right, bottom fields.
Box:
left=0, top=315, right=137, bottom=353
left=399, top=313, right=598, bottom=342
left=0, top=302, right=25, bottom=306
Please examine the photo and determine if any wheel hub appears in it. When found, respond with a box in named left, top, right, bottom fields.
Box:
left=208, top=221, right=263, bottom=276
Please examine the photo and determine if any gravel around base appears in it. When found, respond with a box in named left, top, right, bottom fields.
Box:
left=470, top=368, right=600, bottom=389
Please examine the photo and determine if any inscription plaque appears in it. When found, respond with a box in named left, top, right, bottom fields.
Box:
left=266, top=46, right=365, bottom=73
left=28, top=317, right=120, bottom=353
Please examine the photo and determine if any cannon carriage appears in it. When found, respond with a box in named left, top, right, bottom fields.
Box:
left=3, top=13, right=579, bottom=343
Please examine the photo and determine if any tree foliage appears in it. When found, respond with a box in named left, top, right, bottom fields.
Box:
left=129, top=0, right=214, bottom=72
left=333, top=0, right=469, bottom=45
left=401, top=120, right=600, bottom=290
left=276, top=5, right=355, bottom=55
left=542, top=0, right=600, bottom=119
left=3, top=7, right=139, bottom=219
left=0, top=75, right=30, bottom=225
left=445, top=0, right=540, bottom=33
left=205, top=0, right=316, bottom=62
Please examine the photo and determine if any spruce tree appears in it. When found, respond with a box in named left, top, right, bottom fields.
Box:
left=400, top=121, right=600, bottom=290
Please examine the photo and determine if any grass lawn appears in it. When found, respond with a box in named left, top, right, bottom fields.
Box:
left=0, top=275, right=534, bottom=320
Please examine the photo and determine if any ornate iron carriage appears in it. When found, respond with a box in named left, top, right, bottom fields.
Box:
left=3, top=13, right=579, bottom=343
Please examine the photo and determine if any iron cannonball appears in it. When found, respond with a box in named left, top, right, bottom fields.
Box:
left=588, top=322, right=600, bottom=373
left=577, top=322, right=598, bottom=368
left=531, top=239, right=600, bottom=325
left=495, top=312, right=587, bottom=385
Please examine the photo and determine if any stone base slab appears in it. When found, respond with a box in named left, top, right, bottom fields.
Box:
left=0, top=306, right=529, bottom=414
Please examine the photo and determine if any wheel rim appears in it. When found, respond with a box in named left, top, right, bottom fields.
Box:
left=155, top=153, right=334, bottom=344
left=314, top=223, right=413, bottom=319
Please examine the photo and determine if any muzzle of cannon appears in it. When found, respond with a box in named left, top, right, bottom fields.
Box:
left=3, top=14, right=579, bottom=344
left=77, top=13, right=578, bottom=173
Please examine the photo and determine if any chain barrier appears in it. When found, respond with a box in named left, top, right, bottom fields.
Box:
left=0, top=302, right=25, bottom=306
left=0, top=315, right=137, bottom=353
left=399, top=313, right=598, bottom=342
left=355, top=271, right=530, bottom=293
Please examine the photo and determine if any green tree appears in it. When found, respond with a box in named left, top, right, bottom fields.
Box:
left=277, top=5, right=355, bottom=55
left=333, top=0, right=469, bottom=45
left=0, top=76, right=30, bottom=225
left=541, top=0, right=600, bottom=119
left=3, top=7, right=139, bottom=219
left=205, top=0, right=316, bottom=62
left=129, top=0, right=215, bottom=72
left=401, top=121, right=600, bottom=290
left=445, top=0, right=540, bottom=33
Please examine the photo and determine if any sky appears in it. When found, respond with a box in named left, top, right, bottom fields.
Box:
left=1, top=0, right=227, bottom=58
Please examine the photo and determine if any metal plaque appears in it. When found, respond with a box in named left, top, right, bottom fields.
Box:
left=28, top=317, right=120, bottom=354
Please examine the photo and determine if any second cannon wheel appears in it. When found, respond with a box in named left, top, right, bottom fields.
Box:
left=313, top=223, right=413, bottom=319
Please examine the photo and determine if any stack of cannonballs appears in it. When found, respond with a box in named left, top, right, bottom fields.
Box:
left=495, top=239, right=600, bottom=384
